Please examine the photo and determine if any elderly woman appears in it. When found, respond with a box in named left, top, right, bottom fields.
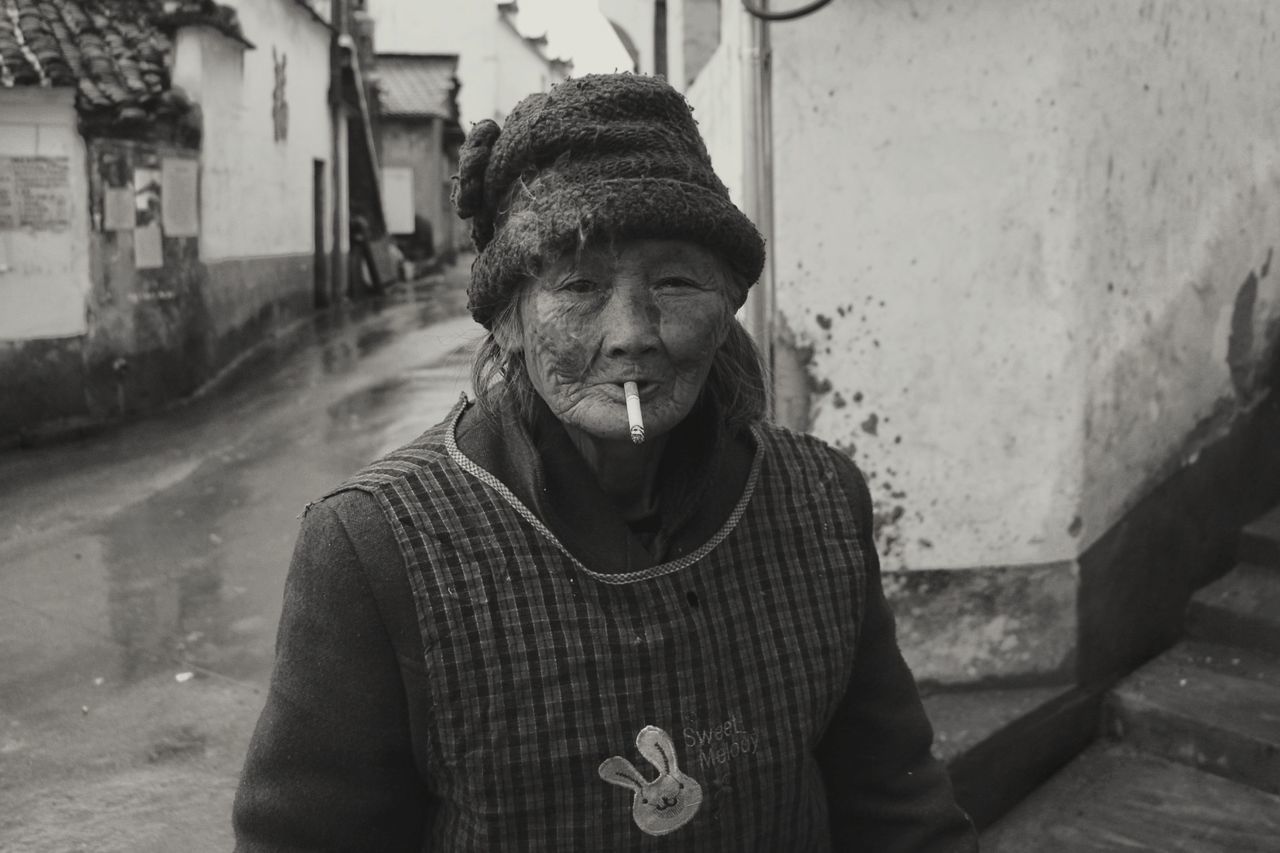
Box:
left=233, top=74, right=976, bottom=851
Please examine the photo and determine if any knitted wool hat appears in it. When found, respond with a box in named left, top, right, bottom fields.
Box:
left=451, top=73, right=765, bottom=328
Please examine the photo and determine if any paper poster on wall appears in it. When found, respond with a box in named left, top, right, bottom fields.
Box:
left=0, top=156, right=71, bottom=230
left=382, top=167, right=415, bottom=235
left=0, top=164, right=15, bottom=230
left=103, top=188, right=134, bottom=231
left=99, top=150, right=134, bottom=231
left=135, top=223, right=164, bottom=269
left=161, top=158, right=199, bottom=237
left=135, top=166, right=161, bottom=228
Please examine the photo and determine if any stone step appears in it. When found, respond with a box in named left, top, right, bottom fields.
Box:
left=1105, top=643, right=1280, bottom=794
left=981, top=742, right=1280, bottom=852
left=1186, top=563, right=1280, bottom=655
left=925, top=683, right=1101, bottom=829
left=1239, top=504, right=1280, bottom=567
left=1164, top=639, right=1280, bottom=689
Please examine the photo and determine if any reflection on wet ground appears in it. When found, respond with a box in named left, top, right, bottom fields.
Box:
left=0, top=277, right=478, bottom=849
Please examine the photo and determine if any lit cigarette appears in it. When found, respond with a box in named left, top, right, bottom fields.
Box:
left=624, top=381, right=644, bottom=445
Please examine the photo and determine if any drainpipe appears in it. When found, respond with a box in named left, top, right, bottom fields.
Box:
left=329, top=0, right=350, bottom=306
left=740, top=4, right=780, bottom=419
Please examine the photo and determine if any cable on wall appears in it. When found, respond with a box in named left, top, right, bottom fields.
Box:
left=740, top=0, right=834, bottom=22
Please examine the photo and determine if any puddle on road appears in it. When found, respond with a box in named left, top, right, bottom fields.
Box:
left=1, top=313, right=478, bottom=717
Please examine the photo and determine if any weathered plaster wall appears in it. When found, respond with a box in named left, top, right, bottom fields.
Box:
left=0, top=89, right=92, bottom=340
left=687, top=0, right=1280, bottom=684
left=180, top=0, right=335, bottom=264
left=770, top=0, right=1280, bottom=574
left=771, top=1, right=1083, bottom=574
left=1062, top=2, right=1280, bottom=541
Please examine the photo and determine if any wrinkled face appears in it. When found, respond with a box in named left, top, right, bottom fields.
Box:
left=508, top=239, right=734, bottom=443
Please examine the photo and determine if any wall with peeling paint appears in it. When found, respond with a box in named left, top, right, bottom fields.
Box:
left=0, top=3, right=335, bottom=442
left=770, top=2, right=1086, bottom=574
left=0, top=89, right=92, bottom=341
left=1065, top=1, right=1280, bottom=539
left=768, top=0, right=1280, bottom=566
left=684, top=0, right=1280, bottom=684
left=180, top=0, right=335, bottom=263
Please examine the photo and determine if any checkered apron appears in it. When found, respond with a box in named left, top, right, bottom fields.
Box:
left=343, top=399, right=867, bottom=851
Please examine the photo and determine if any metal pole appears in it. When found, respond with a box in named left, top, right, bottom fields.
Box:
left=741, top=2, right=776, bottom=416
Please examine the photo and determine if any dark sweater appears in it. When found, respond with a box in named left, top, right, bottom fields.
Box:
left=233, top=398, right=976, bottom=851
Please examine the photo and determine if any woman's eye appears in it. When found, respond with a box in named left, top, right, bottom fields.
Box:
left=655, top=277, right=698, bottom=290
left=560, top=279, right=598, bottom=294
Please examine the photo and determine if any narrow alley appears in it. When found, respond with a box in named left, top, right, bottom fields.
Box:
left=0, top=271, right=478, bottom=851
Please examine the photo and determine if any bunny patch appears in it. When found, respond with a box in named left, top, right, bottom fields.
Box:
left=598, top=725, right=703, bottom=836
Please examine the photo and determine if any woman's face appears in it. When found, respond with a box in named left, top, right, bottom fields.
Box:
left=510, top=239, right=734, bottom=443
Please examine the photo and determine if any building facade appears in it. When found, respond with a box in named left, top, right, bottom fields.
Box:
left=0, top=0, right=343, bottom=442
left=366, top=0, right=571, bottom=128
left=375, top=53, right=465, bottom=261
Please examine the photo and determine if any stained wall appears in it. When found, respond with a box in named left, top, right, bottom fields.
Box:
left=686, top=0, right=1280, bottom=684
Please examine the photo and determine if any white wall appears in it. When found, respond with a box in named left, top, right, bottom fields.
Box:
left=684, top=5, right=744, bottom=209
left=1064, top=1, right=1280, bottom=537
left=0, top=89, right=91, bottom=340
left=175, top=0, right=334, bottom=262
left=760, top=0, right=1280, bottom=574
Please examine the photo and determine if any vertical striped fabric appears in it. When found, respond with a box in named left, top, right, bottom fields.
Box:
left=345, top=399, right=868, bottom=850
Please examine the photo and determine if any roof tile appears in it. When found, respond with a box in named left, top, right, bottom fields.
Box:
left=376, top=54, right=459, bottom=121
left=0, top=0, right=248, bottom=135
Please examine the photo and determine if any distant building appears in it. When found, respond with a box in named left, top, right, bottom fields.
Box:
left=0, top=0, right=348, bottom=442
left=375, top=54, right=465, bottom=261
left=366, top=0, right=572, bottom=128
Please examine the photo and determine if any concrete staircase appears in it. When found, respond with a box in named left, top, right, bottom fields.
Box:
left=982, top=505, right=1280, bottom=851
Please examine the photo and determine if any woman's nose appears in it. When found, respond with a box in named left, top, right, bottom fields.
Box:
left=602, top=289, right=660, bottom=358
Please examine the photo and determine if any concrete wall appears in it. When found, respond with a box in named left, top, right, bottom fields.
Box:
left=686, top=0, right=1280, bottom=685
left=0, top=89, right=92, bottom=341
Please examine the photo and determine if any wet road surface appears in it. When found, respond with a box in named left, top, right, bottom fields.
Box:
left=0, top=280, right=481, bottom=851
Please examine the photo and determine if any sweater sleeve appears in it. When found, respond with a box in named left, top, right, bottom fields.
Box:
left=232, top=497, right=432, bottom=852
left=816, top=452, right=978, bottom=852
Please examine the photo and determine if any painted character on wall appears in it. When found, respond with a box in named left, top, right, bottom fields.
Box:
left=272, top=48, right=288, bottom=142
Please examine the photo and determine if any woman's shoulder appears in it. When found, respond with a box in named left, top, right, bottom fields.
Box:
left=752, top=421, right=872, bottom=514
left=328, top=397, right=469, bottom=495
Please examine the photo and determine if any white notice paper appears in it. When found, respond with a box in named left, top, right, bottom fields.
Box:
left=382, top=167, right=415, bottom=235
left=104, top=187, right=134, bottom=231
left=135, top=223, right=164, bottom=269
left=161, top=158, right=199, bottom=237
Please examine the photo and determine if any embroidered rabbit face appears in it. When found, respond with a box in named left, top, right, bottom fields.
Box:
left=598, top=725, right=703, bottom=836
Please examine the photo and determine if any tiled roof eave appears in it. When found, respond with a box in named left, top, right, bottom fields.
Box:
left=291, top=0, right=334, bottom=32
left=166, top=18, right=255, bottom=49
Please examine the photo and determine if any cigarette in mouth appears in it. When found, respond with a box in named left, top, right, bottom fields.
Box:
left=624, top=381, right=645, bottom=445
